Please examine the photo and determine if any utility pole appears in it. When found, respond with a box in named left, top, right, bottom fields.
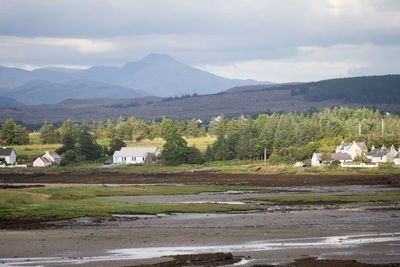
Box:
left=358, top=123, right=361, bottom=135
left=382, top=118, right=385, bottom=135
left=264, top=147, right=267, bottom=168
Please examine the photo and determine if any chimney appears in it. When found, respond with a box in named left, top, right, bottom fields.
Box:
left=371, top=145, right=375, bottom=150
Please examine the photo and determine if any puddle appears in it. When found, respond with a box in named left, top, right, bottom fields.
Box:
left=178, top=201, right=246, bottom=205
left=223, top=190, right=263, bottom=194
left=1, top=233, right=399, bottom=266
left=112, top=214, right=167, bottom=218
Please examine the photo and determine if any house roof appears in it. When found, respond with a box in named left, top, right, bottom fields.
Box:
left=365, top=146, right=396, bottom=158
left=49, top=152, right=60, bottom=158
left=113, top=147, right=159, bottom=157
left=313, top=153, right=322, bottom=161
left=45, top=151, right=60, bottom=158
left=0, top=147, right=14, bottom=156
left=40, top=157, right=52, bottom=163
left=331, top=152, right=352, bottom=161
left=394, top=153, right=400, bottom=159
left=336, top=141, right=367, bottom=151
left=313, top=152, right=352, bottom=161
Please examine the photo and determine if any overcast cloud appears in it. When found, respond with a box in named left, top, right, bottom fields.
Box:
left=0, top=0, right=399, bottom=82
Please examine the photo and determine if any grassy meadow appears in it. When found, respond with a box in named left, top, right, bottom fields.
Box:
left=0, top=185, right=264, bottom=219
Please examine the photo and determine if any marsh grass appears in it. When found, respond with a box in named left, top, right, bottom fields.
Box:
left=0, top=185, right=265, bottom=219
left=26, top=185, right=270, bottom=197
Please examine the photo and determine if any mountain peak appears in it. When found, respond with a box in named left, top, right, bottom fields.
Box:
left=123, top=53, right=178, bottom=70
left=142, top=53, right=175, bottom=62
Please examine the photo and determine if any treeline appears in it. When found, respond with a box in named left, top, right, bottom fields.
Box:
left=1, top=107, right=400, bottom=165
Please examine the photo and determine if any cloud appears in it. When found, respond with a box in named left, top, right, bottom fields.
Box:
left=0, top=0, right=399, bottom=81
left=0, top=36, right=116, bottom=54
left=196, top=43, right=400, bottom=82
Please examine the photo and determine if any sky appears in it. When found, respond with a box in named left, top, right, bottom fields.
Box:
left=0, top=0, right=399, bottom=83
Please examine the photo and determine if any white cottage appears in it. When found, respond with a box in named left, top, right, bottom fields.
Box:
left=311, top=152, right=352, bottom=166
left=33, top=156, right=52, bottom=167
left=33, top=151, right=61, bottom=167
left=113, top=147, right=160, bottom=164
left=43, top=151, right=61, bottom=164
left=335, top=141, right=367, bottom=160
left=365, top=145, right=398, bottom=163
left=0, top=147, right=17, bottom=165
left=394, top=153, right=400, bottom=165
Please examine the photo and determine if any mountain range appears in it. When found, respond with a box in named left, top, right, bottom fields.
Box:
left=0, top=54, right=266, bottom=104
left=1, top=75, right=399, bottom=124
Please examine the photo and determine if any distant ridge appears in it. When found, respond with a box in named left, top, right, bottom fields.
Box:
left=2, top=80, right=147, bottom=105
left=0, top=75, right=399, bottom=123
left=0, top=96, right=22, bottom=106
left=0, top=54, right=269, bottom=99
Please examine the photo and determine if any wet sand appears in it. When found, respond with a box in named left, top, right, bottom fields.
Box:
left=0, top=184, right=399, bottom=266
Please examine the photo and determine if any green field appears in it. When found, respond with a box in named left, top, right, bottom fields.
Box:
left=14, top=144, right=61, bottom=158
left=0, top=185, right=264, bottom=219
left=125, top=136, right=216, bottom=152
left=242, top=192, right=400, bottom=204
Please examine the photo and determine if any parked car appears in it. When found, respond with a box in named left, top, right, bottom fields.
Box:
left=104, top=159, right=112, bottom=165
left=302, top=163, right=311, bottom=167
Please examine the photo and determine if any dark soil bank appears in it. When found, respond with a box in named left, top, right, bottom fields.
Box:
left=1, top=171, right=399, bottom=186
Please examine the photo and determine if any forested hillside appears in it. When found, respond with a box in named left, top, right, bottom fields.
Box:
left=302, top=75, right=400, bottom=103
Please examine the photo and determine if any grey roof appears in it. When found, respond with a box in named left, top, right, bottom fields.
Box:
left=331, top=152, right=352, bottom=161
left=113, top=147, right=159, bottom=157
left=365, top=147, right=394, bottom=157
left=394, top=153, right=400, bottom=159
left=337, top=141, right=367, bottom=151
left=0, top=147, right=14, bottom=156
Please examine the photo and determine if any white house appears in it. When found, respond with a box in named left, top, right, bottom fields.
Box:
left=33, top=156, right=52, bottom=167
left=311, top=152, right=352, bottom=166
left=33, top=151, right=61, bottom=167
left=331, top=152, right=353, bottom=163
left=0, top=147, right=17, bottom=165
left=335, top=141, right=367, bottom=160
left=43, top=151, right=61, bottom=164
left=113, top=147, right=160, bottom=164
left=394, top=153, right=400, bottom=165
left=365, top=145, right=398, bottom=163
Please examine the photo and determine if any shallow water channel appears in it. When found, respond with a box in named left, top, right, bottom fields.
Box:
left=2, top=233, right=399, bottom=266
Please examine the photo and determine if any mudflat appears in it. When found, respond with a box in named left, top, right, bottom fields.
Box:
left=0, top=173, right=399, bottom=266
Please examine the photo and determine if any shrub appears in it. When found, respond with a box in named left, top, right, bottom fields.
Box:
left=186, top=146, right=204, bottom=164
left=60, top=150, right=78, bottom=166
left=329, top=160, right=340, bottom=169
